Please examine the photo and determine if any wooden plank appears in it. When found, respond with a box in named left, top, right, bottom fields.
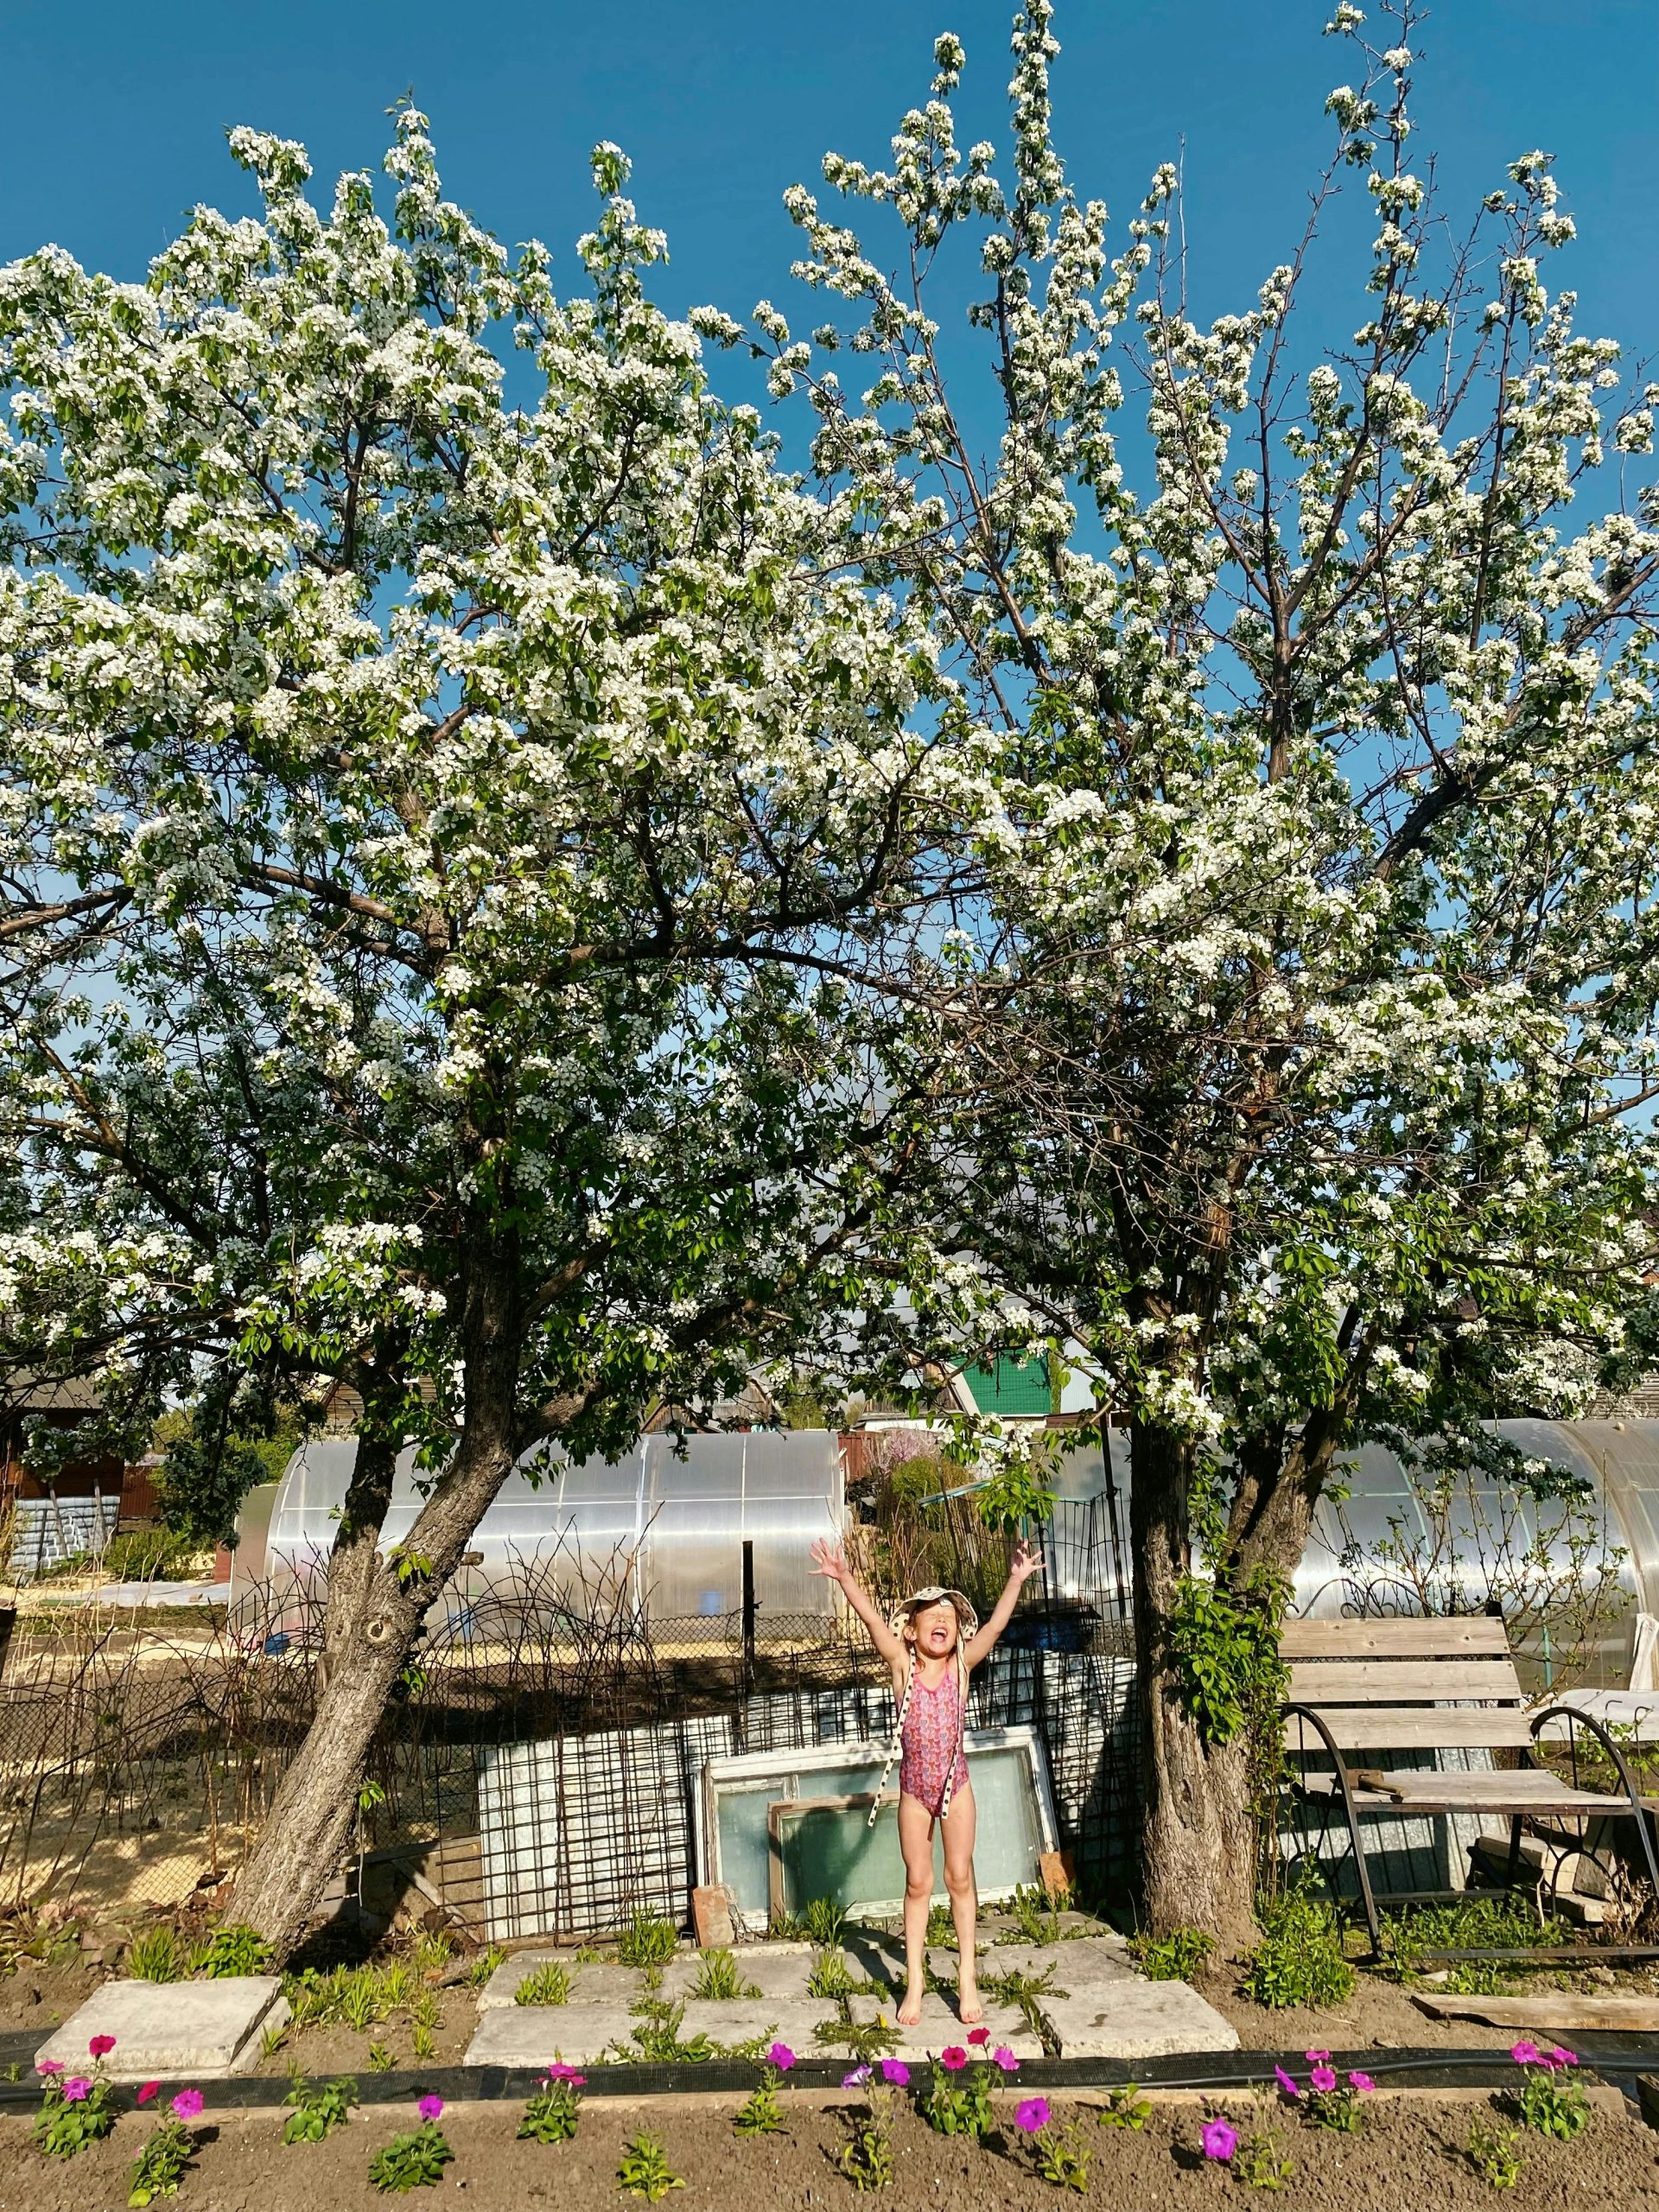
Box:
left=1301, top=1768, right=1615, bottom=1814
left=1414, top=1993, right=1659, bottom=2033
left=1280, top=1616, right=1511, bottom=1659
left=1284, top=1707, right=1535, bottom=1751
left=1285, top=1659, right=1524, bottom=1702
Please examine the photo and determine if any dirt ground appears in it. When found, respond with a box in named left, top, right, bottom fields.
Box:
left=2, top=2090, right=1655, bottom=2212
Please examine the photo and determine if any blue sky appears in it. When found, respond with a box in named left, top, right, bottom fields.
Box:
left=3, top=0, right=1653, bottom=375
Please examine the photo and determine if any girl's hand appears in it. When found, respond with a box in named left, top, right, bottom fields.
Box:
left=1009, top=1538, right=1045, bottom=1585
left=810, top=1537, right=850, bottom=1585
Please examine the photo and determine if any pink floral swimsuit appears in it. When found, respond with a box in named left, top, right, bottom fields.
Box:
left=899, top=1669, right=969, bottom=1815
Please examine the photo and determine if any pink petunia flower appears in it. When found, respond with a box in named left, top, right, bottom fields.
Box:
left=545, top=2063, right=585, bottom=2084
left=87, top=2035, right=116, bottom=2059
left=1548, top=2047, right=1579, bottom=2069
left=36, top=2061, right=63, bottom=2077
left=62, top=2079, right=89, bottom=2104
left=842, top=2066, right=871, bottom=2089
left=766, top=2042, right=795, bottom=2073
left=878, top=2060, right=911, bottom=2088
left=170, top=2088, right=204, bottom=2121
left=136, top=2082, right=161, bottom=2107
left=1014, top=2096, right=1050, bottom=2136
left=1305, top=2049, right=1331, bottom=2065
left=966, top=2027, right=990, bottom=2048
left=418, top=2095, right=443, bottom=2124
left=1510, top=2041, right=1542, bottom=2068
left=1348, top=2071, right=1376, bottom=2094
left=1201, top=2117, right=1238, bottom=2162
left=1309, top=2066, right=1338, bottom=2094
left=1274, top=2066, right=1301, bottom=2101
left=993, top=2047, right=1020, bottom=2075
left=939, top=2047, right=968, bottom=2072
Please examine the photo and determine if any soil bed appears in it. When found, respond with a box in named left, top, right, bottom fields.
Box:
left=3, top=2089, right=1656, bottom=2212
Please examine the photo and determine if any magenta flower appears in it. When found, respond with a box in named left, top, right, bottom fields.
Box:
left=137, top=2082, right=161, bottom=2107
left=1548, top=2047, right=1579, bottom=2069
left=171, top=2088, right=204, bottom=2121
left=1510, top=2041, right=1542, bottom=2068
left=1273, top=2065, right=1301, bottom=2101
left=878, top=2060, right=911, bottom=2087
left=966, top=2027, right=990, bottom=2049
left=939, top=2046, right=968, bottom=2071
left=1014, top=2096, right=1051, bottom=2136
left=62, top=2078, right=90, bottom=2104
left=766, top=2042, right=796, bottom=2072
left=545, top=2063, right=586, bottom=2084
left=842, top=2066, right=872, bottom=2089
left=87, top=2035, right=117, bottom=2059
left=1309, top=2066, right=1338, bottom=2094
left=1201, top=2117, right=1238, bottom=2163
left=37, top=2060, right=63, bottom=2077
left=418, top=2094, right=444, bottom=2124
left=1348, top=2071, right=1376, bottom=2094
left=1305, top=2049, right=1331, bottom=2065
left=993, top=2046, right=1020, bottom=2075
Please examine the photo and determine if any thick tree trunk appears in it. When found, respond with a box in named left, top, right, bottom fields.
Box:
left=1128, top=1418, right=1259, bottom=1951
left=230, top=1268, right=524, bottom=1957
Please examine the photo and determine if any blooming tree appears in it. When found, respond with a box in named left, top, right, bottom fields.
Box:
left=0, top=118, right=961, bottom=1948
left=723, top=1, right=1659, bottom=1936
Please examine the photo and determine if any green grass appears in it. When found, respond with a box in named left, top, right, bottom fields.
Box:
left=615, top=1910, right=678, bottom=1968
left=690, top=1949, right=760, bottom=2002
left=1383, top=1895, right=1554, bottom=1977
left=515, top=1961, right=573, bottom=2006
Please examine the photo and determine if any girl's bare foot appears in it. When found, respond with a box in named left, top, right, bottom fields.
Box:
left=897, top=1982, right=925, bottom=2028
left=957, top=1979, right=985, bottom=2026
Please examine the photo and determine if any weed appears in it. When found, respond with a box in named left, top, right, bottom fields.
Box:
left=259, top=2018, right=289, bottom=2060
left=620, top=1997, right=714, bottom=2065
left=379, top=1961, right=421, bottom=2012
left=617, top=2131, right=683, bottom=2202
left=192, top=1923, right=272, bottom=1980
left=815, top=2014, right=899, bottom=2067
left=340, top=1968, right=392, bottom=2034
left=1096, top=2082, right=1151, bottom=2130
left=807, top=1948, right=856, bottom=2000
left=283, top=2075, right=358, bottom=2145
left=1466, top=2115, right=1525, bottom=2190
left=466, top=1945, right=507, bottom=1989
left=615, top=1911, right=677, bottom=1968
left=1007, top=1881, right=1071, bottom=1946
left=767, top=1910, right=806, bottom=1942
left=692, top=1948, right=760, bottom=2002
left=1383, top=1896, right=1550, bottom=1976
left=1446, top=1961, right=1519, bottom=1997
left=802, top=1897, right=848, bottom=1946
left=925, top=1903, right=957, bottom=1948
left=572, top=1944, right=608, bottom=1965
left=980, top=1962, right=1058, bottom=2039
left=126, top=1927, right=184, bottom=1984
left=1240, top=1880, right=1355, bottom=2010
left=367, top=2099, right=453, bottom=2193
left=519, top=2063, right=585, bottom=2145
left=516, top=1961, right=574, bottom=2007
left=367, top=2042, right=396, bottom=2073
left=410, top=1930, right=454, bottom=1977
left=1129, top=1927, right=1214, bottom=1982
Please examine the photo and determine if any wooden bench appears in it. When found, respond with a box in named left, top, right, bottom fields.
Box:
left=1281, top=1614, right=1659, bottom=1961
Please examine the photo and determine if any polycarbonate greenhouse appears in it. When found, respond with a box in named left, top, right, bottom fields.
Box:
left=1051, top=1419, right=1659, bottom=1688
left=238, top=1428, right=845, bottom=1623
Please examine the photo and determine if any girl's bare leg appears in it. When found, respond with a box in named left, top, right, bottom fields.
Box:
left=941, top=1785, right=982, bottom=2023
left=897, top=1791, right=935, bottom=2027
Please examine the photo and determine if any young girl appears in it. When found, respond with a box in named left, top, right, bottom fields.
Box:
left=809, top=1535, right=1044, bottom=2026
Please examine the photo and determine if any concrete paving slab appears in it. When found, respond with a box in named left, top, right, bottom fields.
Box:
left=478, top=1954, right=645, bottom=2011
left=463, top=1996, right=841, bottom=2069
left=36, top=1977, right=288, bottom=2082
left=845, top=1989, right=1042, bottom=2063
left=464, top=2005, right=641, bottom=2069
left=1041, top=1974, right=1240, bottom=2058
left=954, top=1937, right=1139, bottom=1992
left=658, top=1948, right=818, bottom=2004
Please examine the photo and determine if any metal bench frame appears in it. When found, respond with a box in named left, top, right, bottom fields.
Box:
left=1281, top=1614, right=1659, bottom=1962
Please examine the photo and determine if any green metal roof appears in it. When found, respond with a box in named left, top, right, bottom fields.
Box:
left=961, top=1355, right=1052, bottom=1418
